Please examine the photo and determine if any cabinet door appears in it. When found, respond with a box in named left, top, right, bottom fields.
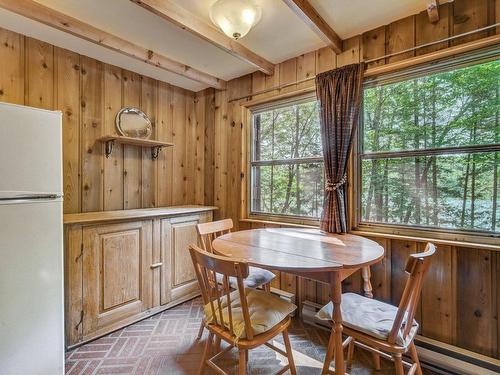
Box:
left=160, top=213, right=211, bottom=304
left=82, top=221, right=153, bottom=338
left=172, top=219, right=199, bottom=286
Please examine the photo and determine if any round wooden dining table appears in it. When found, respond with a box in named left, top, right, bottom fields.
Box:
left=212, top=227, right=384, bottom=375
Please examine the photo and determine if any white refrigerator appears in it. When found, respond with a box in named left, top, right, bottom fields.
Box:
left=0, top=102, right=64, bottom=374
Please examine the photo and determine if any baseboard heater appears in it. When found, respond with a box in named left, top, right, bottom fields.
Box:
left=302, top=301, right=500, bottom=375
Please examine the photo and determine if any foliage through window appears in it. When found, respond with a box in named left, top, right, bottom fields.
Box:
left=250, top=98, right=324, bottom=219
left=360, top=58, right=500, bottom=233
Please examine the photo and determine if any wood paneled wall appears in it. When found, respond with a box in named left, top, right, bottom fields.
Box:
left=202, top=0, right=500, bottom=360
left=0, top=27, right=207, bottom=214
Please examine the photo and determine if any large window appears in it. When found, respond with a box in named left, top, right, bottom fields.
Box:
left=360, top=57, right=499, bottom=233
left=250, top=98, right=324, bottom=220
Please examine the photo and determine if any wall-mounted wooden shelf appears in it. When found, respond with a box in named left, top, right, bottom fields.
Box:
left=97, top=135, right=174, bottom=159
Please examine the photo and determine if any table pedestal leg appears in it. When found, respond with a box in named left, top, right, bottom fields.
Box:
left=361, top=266, right=373, bottom=298
left=322, top=271, right=345, bottom=375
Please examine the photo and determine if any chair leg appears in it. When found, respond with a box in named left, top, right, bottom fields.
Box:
left=282, top=329, right=297, bottom=375
left=409, top=342, right=423, bottom=375
left=198, top=332, right=214, bottom=375
left=197, top=320, right=205, bottom=340
left=322, top=329, right=335, bottom=375
left=372, top=352, right=381, bottom=371
left=393, top=353, right=404, bottom=375
left=214, top=336, right=222, bottom=354
left=346, top=338, right=354, bottom=368
left=238, top=349, right=247, bottom=375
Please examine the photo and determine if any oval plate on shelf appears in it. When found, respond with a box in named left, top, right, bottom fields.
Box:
left=115, top=107, right=152, bottom=139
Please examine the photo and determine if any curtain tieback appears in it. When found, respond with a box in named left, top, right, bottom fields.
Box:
left=325, top=174, right=347, bottom=192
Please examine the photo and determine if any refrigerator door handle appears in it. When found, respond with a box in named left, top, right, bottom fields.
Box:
left=0, top=193, right=63, bottom=204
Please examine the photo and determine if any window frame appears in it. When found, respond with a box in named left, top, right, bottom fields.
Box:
left=354, top=48, right=500, bottom=240
left=247, top=92, right=324, bottom=225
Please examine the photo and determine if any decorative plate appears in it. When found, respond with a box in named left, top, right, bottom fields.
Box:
left=115, top=107, right=152, bottom=139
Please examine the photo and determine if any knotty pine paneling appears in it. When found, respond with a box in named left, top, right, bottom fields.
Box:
left=0, top=29, right=24, bottom=105
left=386, top=16, right=416, bottom=63
left=172, top=86, right=187, bottom=205
left=140, top=76, right=157, bottom=208
left=201, top=88, right=216, bottom=207
left=103, top=64, right=123, bottom=211
left=157, top=81, right=174, bottom=207
left=25, top=38, right=54, bottom=109
left=0, top=27, right=204, bottom=214
left=122, top=71, right=142, bottom=210
left=420, top=244, right=455, bottom=343
left=452, top=0, right=495, bottom=45
left=204, top=0, right=499, bottom=359
left=56, top=48, right=81, bottom=214
left=80, top=56, right=104, bottom=213
left=456, top=247, right=497, bottom=357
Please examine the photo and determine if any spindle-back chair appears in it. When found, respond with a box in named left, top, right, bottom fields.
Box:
left=322, top=243, right=435, bottom=375
left=196, top=219, right=275, bottom=339
left=189, top=244, right=296, bottom=375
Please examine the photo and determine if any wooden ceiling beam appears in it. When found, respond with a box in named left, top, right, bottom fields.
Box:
left=0, top=0, right=226, bottom=89
left=427, top=1, right=440, bottom=23
left=281, top=0, right=342, bottom=54
left=131, top=0, right=275, bottom=75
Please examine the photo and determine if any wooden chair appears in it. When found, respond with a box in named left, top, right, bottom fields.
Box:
left=196, top=219, right=275, bottom=339
left=318, top=243, right=436, bottom=375
left=189, top=244, right=297, bottom=375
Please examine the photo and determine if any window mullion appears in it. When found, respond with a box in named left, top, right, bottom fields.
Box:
left=361, top=143, right=500, bottom=160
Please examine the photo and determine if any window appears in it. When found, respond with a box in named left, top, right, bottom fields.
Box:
left=250, top=98, right=324, bottom=220
left=360, top=57, right=500, bottom=233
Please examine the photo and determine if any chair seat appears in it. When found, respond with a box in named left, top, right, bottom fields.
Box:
left=316, top=292, right=419, bottom=347
left=216, top=266, right=275, bottom=289
left=204, top=288, right=296, bottom=339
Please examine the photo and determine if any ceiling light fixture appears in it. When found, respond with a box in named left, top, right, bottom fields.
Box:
left=210, top=0, right=262, bottom=40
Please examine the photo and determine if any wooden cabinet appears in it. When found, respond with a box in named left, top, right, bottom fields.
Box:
left=64, top=206, right=215, bottom=348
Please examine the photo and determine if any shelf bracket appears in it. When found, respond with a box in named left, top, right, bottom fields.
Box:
left=104, top=140, right=114, bottom=158
left=151, top=146, right=162, bottom=160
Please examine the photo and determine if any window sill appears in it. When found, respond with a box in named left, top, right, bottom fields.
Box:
left=240, top=218, right=319, bottom=229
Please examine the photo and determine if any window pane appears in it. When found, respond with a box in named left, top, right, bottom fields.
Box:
left=363, top=60, right=500, bottom=153
left=253, top=100, right=322, bottom=161
left=360, top=152, right=500, bottom=232
left=251, top=163, right=324, bottom=218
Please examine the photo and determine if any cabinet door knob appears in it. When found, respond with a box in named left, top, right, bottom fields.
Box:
left=150, top=262, right=163, bottom=269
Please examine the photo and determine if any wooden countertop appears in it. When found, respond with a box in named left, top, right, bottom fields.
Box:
left=64, top=205, right=218, bottom=224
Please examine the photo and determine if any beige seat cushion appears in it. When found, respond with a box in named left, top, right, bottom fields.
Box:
left=204, top=288, right=296, bottom=339
left=316, top=293, right=418, bottom=347
left=215, top=266, right=275, bottom=289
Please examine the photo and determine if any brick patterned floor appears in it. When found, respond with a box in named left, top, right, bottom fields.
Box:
left=65, top=298, right=438, bottom=375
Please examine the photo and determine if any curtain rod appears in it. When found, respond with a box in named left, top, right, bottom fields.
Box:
left=228, top=23, right=499, bottom=103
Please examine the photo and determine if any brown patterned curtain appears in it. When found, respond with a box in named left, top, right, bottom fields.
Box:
left=316, top=63, right=364, bottom=233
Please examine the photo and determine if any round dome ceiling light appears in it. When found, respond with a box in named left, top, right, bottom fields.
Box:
left=210, top=0, right=262, bottom=40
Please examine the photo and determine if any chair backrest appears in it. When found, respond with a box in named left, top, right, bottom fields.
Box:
left=189, top=244, right=254, bottom=339
left=196, top=218, right=233, bottom=253
left=388, top=243, right=436, bottom=344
